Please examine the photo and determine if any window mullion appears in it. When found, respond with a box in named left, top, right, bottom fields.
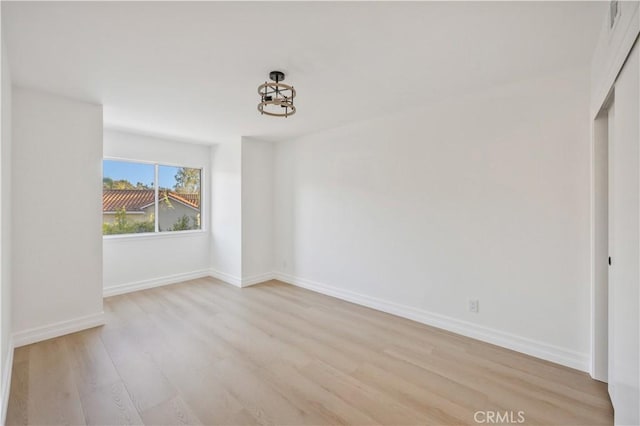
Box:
left=154, top=164, right=159, bottom=233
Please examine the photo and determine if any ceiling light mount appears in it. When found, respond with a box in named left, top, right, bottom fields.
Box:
left=258, top=70, right=296, bottom=117
left=269, top=70, right=285, bottom=82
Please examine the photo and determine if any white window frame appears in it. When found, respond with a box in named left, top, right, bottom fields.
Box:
left=102, top=157, right=206, bottom=239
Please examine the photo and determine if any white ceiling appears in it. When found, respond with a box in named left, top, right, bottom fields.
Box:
left=3, top=1, right=605, bottom=144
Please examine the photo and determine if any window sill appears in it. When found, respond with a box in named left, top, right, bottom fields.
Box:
left=103, top=229, right=208, bottom=242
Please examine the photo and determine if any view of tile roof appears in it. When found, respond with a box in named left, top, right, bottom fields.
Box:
left=103, top=189, right=200, bottom=212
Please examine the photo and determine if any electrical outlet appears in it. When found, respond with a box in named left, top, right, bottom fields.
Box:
left=468, top=299, right=479, bottom=313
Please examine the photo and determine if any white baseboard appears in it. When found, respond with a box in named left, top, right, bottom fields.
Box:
left=103, top=269, right=211, bottom=297
left=209, top=270, right=274, bottom=287
left=103, top=268, right=273, bottom=297
left=1, top=338, right=14, bottom=426
left=274, top=272, right=589, bottom=372
left=13, top=312, right=105, bottom=348
left=241, top=272, right=276, bottom=287
left=208, top=268, right=243, bottom=287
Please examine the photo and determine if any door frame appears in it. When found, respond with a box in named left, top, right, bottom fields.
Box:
left=590, top=92, right=614, bottom=382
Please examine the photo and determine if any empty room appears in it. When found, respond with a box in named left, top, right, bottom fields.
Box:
left=0, top=1, right=639, bottom=425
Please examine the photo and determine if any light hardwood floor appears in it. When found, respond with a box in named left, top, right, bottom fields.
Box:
left=7, top=278, right=612, bottom=425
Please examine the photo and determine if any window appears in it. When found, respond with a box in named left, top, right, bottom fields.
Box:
left=158, top=165, right=201, bottom=232
left=103, top=159, right=202, bottom=236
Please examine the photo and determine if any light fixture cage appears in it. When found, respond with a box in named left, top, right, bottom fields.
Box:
left=258, top=71, right=296, bottom=117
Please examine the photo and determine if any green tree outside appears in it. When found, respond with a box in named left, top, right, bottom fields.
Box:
left=103, top=178, right=151, bottom=190
left=103, top=207, right=154, bottom=235
left=169, top=214, right=197, bottom=231
left=173, top=168, right=200, bottom=193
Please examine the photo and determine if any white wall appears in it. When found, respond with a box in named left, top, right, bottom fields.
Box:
left=12, top=88, right=103, bottom=337
left=0, top=37, right=13, bottom=422
left=210, top=140, right=242, bottom=283
left=103, top=130, right=211, bottom=294
left=274, top=67, right=592, bottom=370
left=241, top=137, right=274, bottom=283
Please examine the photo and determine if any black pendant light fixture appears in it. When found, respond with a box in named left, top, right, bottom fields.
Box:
left=258, top=71, right=296, bottom=117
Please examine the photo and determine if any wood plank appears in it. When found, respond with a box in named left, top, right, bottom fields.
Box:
left=5, top=359, right=29, bottom=426
left=18, top=338, right=86, bottom=425
left=140, top=396, right=202, bottom=426
left=65, top=327, right=121, bottom=396
left=99, top=325, right=177, bottom=412
left=79, top=381, right=143, bottom=425
left=6, top=279, right=612, bottom=425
